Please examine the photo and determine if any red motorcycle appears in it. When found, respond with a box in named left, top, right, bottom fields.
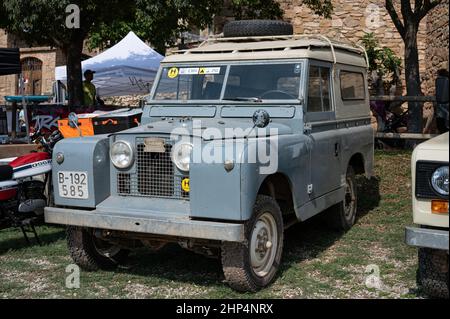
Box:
left=0, top=130, right=62, bottom=244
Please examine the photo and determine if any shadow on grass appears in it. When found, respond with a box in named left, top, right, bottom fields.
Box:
left=115, top=176, right=381, bottom=290
left=122, top=244, right=224, bottom=287
left=0, top=226, right=66, bottom=255
left=278, top=175, right=381, bottom=278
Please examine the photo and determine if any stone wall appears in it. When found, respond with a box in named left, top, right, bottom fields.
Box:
left=423, top=0, right=449, bottom=96
left=0, top=30, right=66, bottom=103
left=0, top=31, right=16, bottom=104
left=19, top=48, right=58, bottom=96
left=278, top=0, right=430, bottom=94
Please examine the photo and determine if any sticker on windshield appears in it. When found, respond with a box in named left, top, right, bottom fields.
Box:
left=179, top=68, right=200, bottom=75
left=294, top=64, right=301, bottom=74
left=199, top=67, right=221, bottom=75
left=168, top=67, right=179, bottom=78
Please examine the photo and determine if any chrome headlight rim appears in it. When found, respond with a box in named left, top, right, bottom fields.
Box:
left=171, top=142, right=193, bottom=172
left=110, top=140, right=134, bottom=169
left=55, top=152, right=64, bottom=165
left=431, top=165, right=449, bottom=196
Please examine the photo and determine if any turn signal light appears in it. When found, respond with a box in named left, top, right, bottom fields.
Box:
left=431, top=200, right=449, bottom=214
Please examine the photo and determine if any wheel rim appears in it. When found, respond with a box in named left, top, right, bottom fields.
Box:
left=92, top=237, right=121, bottom=258
left=344, top=177, right=356, bottom=220
left=249, top=212, right=278, bottom=278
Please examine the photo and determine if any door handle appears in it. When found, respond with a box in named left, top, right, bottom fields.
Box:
left=334, top=143, right=339, bottom=157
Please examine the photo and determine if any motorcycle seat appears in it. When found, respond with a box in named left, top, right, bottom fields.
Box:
left=0, top=165, right=13, bottom=182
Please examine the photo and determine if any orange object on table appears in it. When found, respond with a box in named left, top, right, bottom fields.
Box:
left=58, top=118, right=95, bottom=138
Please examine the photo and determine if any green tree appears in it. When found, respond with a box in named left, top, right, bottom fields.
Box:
left=362, top=32, right=402, bottom=94
left=0, top=0, right=135, bottom=107
left=88, top=0, right=289, bottom=54
left=88, top=0, right=224, bottom=55
left=385, top=0, right=442, bottom=133
left=1, top=0, right=335, bottom=107
left=88, top=0, right=335, bottom=55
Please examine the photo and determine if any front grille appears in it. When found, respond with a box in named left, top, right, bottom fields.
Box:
left=416, top=161, right=448, bottom=200
left=117, top=138, right=189, bottom=200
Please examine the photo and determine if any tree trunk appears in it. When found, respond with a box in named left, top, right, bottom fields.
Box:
left=404, top=22, right=423, bottom=133
left=64, top=39, right=84, bottom=109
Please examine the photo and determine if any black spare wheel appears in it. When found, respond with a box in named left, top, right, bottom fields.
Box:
left=223, top=20, right=294, bottom=38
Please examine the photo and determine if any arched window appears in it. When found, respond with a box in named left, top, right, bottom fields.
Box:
left=21, top=57, right=43, bottom=95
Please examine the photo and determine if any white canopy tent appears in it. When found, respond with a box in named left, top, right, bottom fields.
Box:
left=55, top=31, right=163, bottom=97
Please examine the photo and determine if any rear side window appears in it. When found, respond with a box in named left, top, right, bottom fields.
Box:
left=340, top=71, right=365, bottom=100
left=307, top=66, right=331, bottom=112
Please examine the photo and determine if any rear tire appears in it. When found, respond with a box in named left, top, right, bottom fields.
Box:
left=221, top=195, right=284, bottom=292
left=327, top=166, right=357, bottom=231
left=417, top=248, right=449, bottom=299
left=67, top=226, right=129, bottom=271
left=223, top=20, right=293, bottom=38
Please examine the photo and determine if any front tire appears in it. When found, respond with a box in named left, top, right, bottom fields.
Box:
left=417, top=248, right=449, bottom=299
left=67, top=226, right=129, bottom=271
left=221, top=195, right=284, bottom=292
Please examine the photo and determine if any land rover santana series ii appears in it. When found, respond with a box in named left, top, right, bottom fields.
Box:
left=406, top=132, right=449, bottom=298
left=45, top=21, right=374, bottom=292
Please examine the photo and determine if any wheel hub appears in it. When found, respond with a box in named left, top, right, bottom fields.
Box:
left=250, top=212, right=278, bottom=278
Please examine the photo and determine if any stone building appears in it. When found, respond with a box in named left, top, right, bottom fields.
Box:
left=423, top=0, right=449, bottom=95
left=216, top=0, right=449, bottom=97
left=1, top=0, right=448, bottom=102
left=0, top=30, right=66, bottom=103
left=280, top=0, right=449, bottom=96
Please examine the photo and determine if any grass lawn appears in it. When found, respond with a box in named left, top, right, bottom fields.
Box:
left=0, top=150, right=424, bottom=299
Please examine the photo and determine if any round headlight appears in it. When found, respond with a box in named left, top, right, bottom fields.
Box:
left=110, top=140, right=134, bottom=169
left=431, top=166, right=449, bottom=196
left=172, top=143, right=193, bottom=172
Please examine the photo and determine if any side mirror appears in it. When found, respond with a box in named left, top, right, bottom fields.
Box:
left=436, top=77, right=449, bottom=104
left=68, top=112, right=79, bottom=128
left=68, top=112, right=82, bottom=137
left=252, top=109, right=271, bottom=128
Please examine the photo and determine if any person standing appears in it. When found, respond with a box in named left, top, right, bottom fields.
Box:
left=435, top=69, right=449, bottom=134
left=82, top=69, right=97, bottom=107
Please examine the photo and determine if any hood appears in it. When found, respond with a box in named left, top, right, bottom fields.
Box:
left=416, top=132, right=449, bottom=151
left=114, top=118, right=293, bottom=141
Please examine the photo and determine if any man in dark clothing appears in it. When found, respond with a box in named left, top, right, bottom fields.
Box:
left=435, top=69, right=449, bottom=134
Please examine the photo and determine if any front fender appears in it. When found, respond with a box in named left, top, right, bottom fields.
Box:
left=240, top=134, right=311, bottom=221
left=52, top=135, right=110, bottom=208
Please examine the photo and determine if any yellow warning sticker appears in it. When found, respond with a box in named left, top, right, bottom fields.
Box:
left=181, top=178, right=190, bottom=192
left=168, top=67, right=179, bottom=79
left=199, top=67, right=220, bottom=75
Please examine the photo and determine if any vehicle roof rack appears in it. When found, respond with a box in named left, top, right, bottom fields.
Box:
left=175, top=34, right=369, bottom=69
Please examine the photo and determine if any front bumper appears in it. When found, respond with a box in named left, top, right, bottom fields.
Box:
left=405, top=226, right=449, bottom=251
left=45, top=206, right=245, bottom=242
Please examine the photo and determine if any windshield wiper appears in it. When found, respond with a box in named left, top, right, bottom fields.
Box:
left=222, top=97, right=262, bottom=103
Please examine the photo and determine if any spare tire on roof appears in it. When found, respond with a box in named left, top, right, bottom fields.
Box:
left=223, top=20, right=293, bottom=38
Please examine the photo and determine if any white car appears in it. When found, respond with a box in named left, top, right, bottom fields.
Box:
left=406, top=132, right=449, bottom=298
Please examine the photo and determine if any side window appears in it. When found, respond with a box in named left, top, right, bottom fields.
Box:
left=307, top=65, right=331, bottom=112
left=340, top=71, right=365, bottom=100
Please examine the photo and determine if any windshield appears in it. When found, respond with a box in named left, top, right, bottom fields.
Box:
left=153, top=62, right=302, bottom=102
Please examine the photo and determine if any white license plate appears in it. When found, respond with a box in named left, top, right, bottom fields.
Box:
left=57, top=171, right=88, bottom=199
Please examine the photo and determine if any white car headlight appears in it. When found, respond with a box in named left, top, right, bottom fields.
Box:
left=110, top=140, right=134, bottom=169
left=172, top=143, right=193, bottom=172
left=431, top=166, right=449, bottom=196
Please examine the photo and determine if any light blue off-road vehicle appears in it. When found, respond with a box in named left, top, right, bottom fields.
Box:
left=45, top=20, right=374, bottom=292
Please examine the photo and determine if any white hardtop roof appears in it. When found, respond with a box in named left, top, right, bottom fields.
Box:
left=163, top=34, right=369, bottom=68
